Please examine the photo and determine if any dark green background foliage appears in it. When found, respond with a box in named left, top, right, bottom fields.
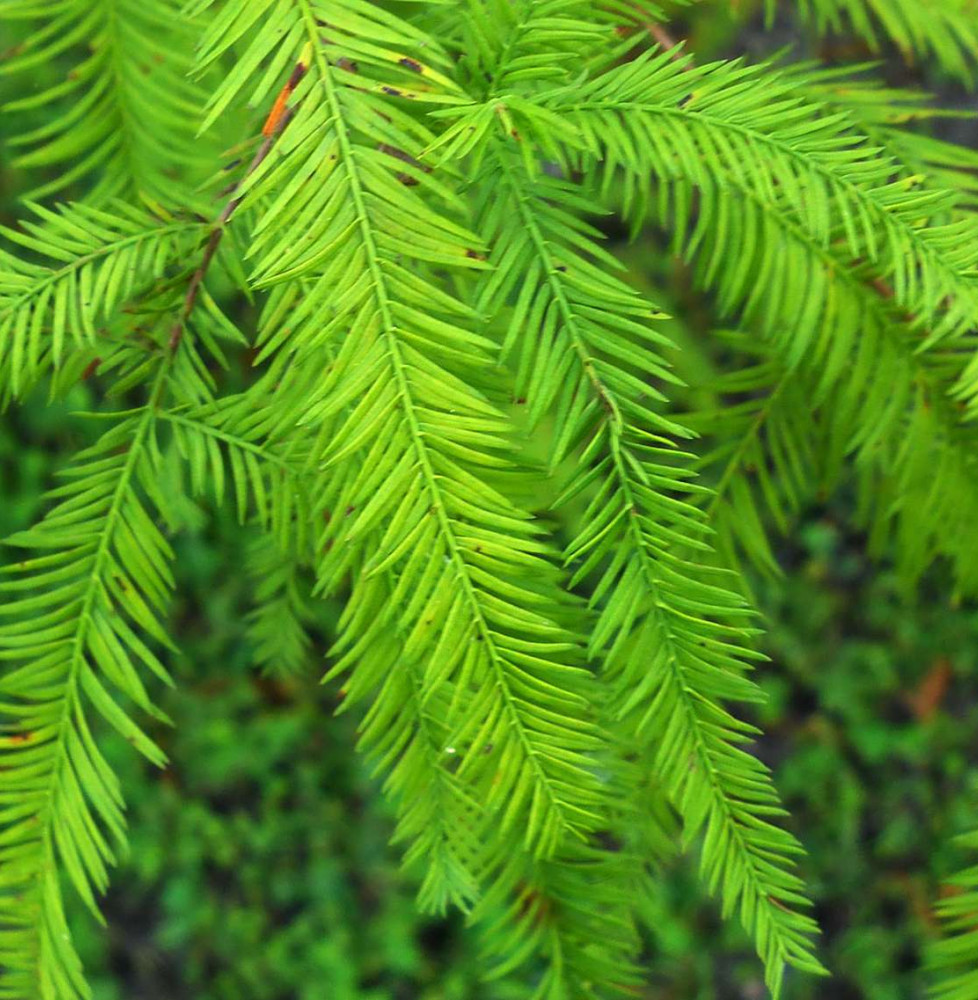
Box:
left=2, top=0, right=978, bottom=998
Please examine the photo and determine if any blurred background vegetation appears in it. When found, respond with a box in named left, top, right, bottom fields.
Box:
left=2, top=0, right=977, bottom=997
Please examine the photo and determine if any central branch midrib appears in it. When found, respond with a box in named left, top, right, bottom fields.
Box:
left=297, top=4, right=567, bottom=835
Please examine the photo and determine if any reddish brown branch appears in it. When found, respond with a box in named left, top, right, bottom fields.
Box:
left=646, top=22, right=693, bottom=70
left=167, top=59, right=307, bottom=352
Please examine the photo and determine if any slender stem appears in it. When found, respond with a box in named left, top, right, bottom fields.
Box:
left=167, top=75, right=303, bottom=350
left=646, top=22, right=692, bottom=70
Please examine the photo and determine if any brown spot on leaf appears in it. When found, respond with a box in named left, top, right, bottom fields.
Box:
left=378, top=143, right=423, bottom=168
left=287, top=61, right=308, bottom=89
left=377, top=143, right=430, bottom=185
left=399, top=57, right=422, bottom=72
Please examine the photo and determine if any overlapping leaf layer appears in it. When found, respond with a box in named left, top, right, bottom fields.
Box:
left=2, top=1, right=978, bottom=998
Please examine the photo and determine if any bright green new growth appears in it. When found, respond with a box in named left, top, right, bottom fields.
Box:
left=0, top=1, right=977, bottom=998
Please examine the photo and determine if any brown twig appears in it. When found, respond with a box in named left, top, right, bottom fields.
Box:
left=646, top=22, right=693, bottom=70
left=167, top=57, right=309, bottom=352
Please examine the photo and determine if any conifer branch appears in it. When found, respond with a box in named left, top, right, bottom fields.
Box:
left=929, top=829, right=978, bottom=1000
left=0, top=205, right=204, bottom=401
left=479, top=142, right=823, bottom=995
left=292, top=2, right=604, bottom=854
left=0, top=75, right=310, bottom=997
left=0, top=356, right=176, bottom=1000
left=545, top=52, right=978, bottom=342
left=668, top=170, right=978, bottom=592
left=783, top=0, right=978, bottom=85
